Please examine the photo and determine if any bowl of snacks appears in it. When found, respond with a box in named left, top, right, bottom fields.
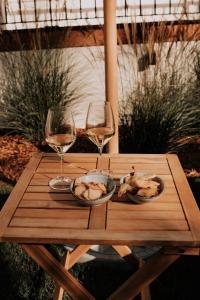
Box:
left=118, top=172, right=164, bottom=204
left=70, top=173, right=116, bottom=206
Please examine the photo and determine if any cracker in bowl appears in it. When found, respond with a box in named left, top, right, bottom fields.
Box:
left=75, top=182, right=107, bottom=200
left=70, top=174, right=116, bottom=206
left=119, top=173, right=164, bottom=203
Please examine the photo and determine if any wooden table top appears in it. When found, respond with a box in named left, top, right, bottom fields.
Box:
left=0, top=153, right=200, bottom=247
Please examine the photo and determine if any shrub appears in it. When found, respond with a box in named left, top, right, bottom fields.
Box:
left=0, top=48, right=85, bottom=142
left=0, top=243, right=54, bottom=300
left=119, top=69, right=200, bottom=153
left=119, top=23, right=200, bottom=154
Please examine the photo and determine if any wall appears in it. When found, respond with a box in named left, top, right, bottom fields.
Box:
left=0, top=40, right=199, bottom=129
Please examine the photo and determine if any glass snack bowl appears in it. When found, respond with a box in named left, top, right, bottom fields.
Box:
left=70, top=173, right=116, bottom=206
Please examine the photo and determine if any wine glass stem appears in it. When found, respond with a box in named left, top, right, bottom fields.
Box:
left=60, top=153, right=64, bottom=178
left=98, top=146, right=103, bottom=170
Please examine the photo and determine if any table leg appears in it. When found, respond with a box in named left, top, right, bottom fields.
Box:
left=108, top=252, right=180, bottom=300
left=139, top=259, right=151, bottom=300
left=53, top=245, right=92, bottom=300
left=112, top=245, right=138, bottom=266
left=112, top=245, right=151, bottom=299
left=53, top=251, right=70, bottom=300
left=22, top=244, right=95, bottom=300
left=67, top=245, right=92, bottom=269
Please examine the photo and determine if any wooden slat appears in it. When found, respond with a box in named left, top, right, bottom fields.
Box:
left=19, top=200, right=85, bottom=209
left=33, top=172, right=60, bottom=179
left=110, top=163, right=170, bottom=175
left=10, top=217, right=88, bottom=229
left=37, top=161, right=95, bottom=171
left=38, top=155, right=108, bottom=173
left=112, top=192, right=180, bottom=203
left=108, top=253, right=179, bottom=300
left=30, top=178, right=54, bottom=186
left=167, top=154, right=200, bottom=245
left=41, top=154, right=98, bottom=172
left=110, top=156, right=166, bottom=164
left=2, top=228, right=194, bottom=246
left=40, top=161, right=95, bottom=167
left=14, top=208, right=89, bottom=219
left=88, top=203, right=107, bottom=229
left=26, top=186, right=69, bottom=193
left=107, top=210, right=186, bottom=220
left=36, top=167, right=89, bottom=174
left=22, top=192, right=74, bottom=200
left=110, top=154, right=167, bottom=159
left=22, top=245, right=95, bottom=300
left=96, top=156, right=110, bottom=170
left=32, top=173, right=90, bottom=180
left=42, top=153, right=99, bottom=158
left=108, top=202, right=182, bottom=211
left=0, top=152, right=42, bottom=241
left=42, top=155, right=97, bottom=163
left=107, top=220, right=189, bottom=231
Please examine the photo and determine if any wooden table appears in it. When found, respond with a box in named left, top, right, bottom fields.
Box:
left=0, top=153, right=200, bottom=300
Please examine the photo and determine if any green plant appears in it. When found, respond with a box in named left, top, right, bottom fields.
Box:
left=118, top=22, right=200, bottom=154
left=0, top=47, right=85, bottom=142
left=119, top=69, right=200, bottom=153
left=0, top=242, right=88, bottom=300
left=0, top=243, right=54, bottom=300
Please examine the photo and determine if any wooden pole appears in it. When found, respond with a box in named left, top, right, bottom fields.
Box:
left=104, top=0, right=119, bottom=153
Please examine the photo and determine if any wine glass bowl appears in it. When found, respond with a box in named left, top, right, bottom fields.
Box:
left=45, top=106, right=76, bottom=190
left=86, top=102, right=115, bottom=172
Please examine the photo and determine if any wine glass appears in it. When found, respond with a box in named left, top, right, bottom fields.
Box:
left=86, top=102, right=115, bottom=173
left=45, top=106, right=76, bottom=190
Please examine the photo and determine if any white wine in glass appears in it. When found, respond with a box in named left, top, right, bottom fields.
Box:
left=86, top=102, right=115, bottom=171
left=45, top=106, right=76, bottom=190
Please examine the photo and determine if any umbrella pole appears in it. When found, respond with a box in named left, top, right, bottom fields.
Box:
left=104, top=0, right=119, bottom=153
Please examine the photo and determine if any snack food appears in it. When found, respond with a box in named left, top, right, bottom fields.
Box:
left=74, top=181, right=108, bottom=201
left=71, top=174, right=116, bottom=206
left=118, top=173, right=160, bottom=198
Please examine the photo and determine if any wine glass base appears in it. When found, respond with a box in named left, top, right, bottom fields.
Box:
left=49, top=176, right=71, bottom=190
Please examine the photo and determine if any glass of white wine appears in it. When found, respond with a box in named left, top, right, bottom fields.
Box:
left=45, top=106, right=76, bottom=190
left=86, top=102, right=115, bottom=173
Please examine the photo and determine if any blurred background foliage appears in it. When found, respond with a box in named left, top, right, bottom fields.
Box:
left=0, top=48, right=86, bottom=142
left=118, top=23, right=200, bottom=154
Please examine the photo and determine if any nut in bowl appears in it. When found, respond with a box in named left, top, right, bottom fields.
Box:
left=70, top=174, right=116, bottom=206
left=119, top=173, right=164, bottom=204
